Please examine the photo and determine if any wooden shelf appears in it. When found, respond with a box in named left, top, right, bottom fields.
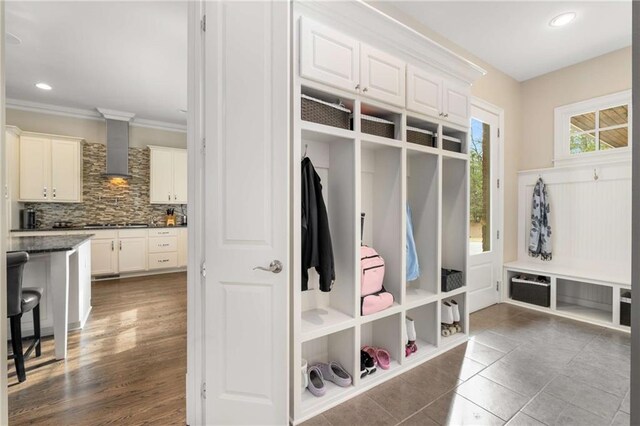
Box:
left=556, top=301, right=612, bottom=324
left=359, top=359, right=401, bottom=385
left=403, top=338, right=438, bottom=364
left=405, top=288, right=438, bottom=309
left=359, top=303, right=402, bottom=324
left=301, top=307, right=354, bottom=342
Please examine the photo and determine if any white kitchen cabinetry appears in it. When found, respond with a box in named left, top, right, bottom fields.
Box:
left=178, top=228, right=188, bottom=267
left=5, top=126, right=20, bottom=231
left=149, top=146, right=188, bottom=204
left=407, top=65, right=470, bottom=126
left=91, top=232, right=118, bottom=276
left=300, top=18, right=406, bottom=107
left=118, top=230, right=148, bottom=273
left=19, top=132, right=83, bottom=203
left=148, top=228, right=179, bottom=269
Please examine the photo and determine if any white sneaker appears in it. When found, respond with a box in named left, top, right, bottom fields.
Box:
left=451, top=300, right=461, bottom=323
left=441, top=302, right=454, bottom=325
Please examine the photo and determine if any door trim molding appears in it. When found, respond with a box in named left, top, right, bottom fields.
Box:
left=470, top=97, right=505, bottom=303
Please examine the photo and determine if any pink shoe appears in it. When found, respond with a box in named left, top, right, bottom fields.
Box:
left=362, top=346, right=391, bottom=370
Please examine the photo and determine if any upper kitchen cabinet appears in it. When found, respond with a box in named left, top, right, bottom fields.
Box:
left=19, top=132, right=83, bottom=203
left=407, top=65, right=470, bottom=126
left=299, top=18, right=406, bottom=107
left=149, top=146, right=187, bottom=204
left=300, top=18, right=360, bottom=93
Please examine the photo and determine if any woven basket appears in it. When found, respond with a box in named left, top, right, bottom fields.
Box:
left=301, top=94, right=351, bottom=129
left=442, top=135, right=462, bottom=153
left=360, top=114, right=395, bottom=139
left=407, top=126, right=435, bottom=147
left=441, top=268, right=464, bottom=292
left=510, top=276, right=550, bottom=307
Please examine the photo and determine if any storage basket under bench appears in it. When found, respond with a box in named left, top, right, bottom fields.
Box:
left=510, top=275, right=551, bottom=307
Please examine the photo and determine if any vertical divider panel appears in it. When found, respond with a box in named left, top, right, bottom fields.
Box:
left=400, top=146, right=407, bottom=306
left=436, top=154, right=443, bottom=348
left=354, top=138, right=362, bottom=320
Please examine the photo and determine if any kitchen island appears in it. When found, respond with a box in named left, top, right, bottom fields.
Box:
left=7, top=234, right=92, bottom=360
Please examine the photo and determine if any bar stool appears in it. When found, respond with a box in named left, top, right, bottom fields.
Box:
left=7, top=252, right=42, bottom=383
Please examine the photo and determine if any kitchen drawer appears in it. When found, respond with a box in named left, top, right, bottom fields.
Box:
left=148, top=252, right=178, bottom=269
left=148, top=236, right=178, bottom=253
left=90, top=230, right=118, bottom=239
left=118, top=229, right=148, bottom=238
left=149, top=228, right=178, bottom=237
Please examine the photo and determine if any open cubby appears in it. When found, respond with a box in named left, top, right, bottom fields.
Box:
left=360, top=103, right=402, bottom=141
left=441, top=126, right=468, bottom=154
left=620, top=289, right=631, bottom=327
left=301, top=86, right=356, bottom=131
left=300, top=130, right=357, bottom=336
left=360, top=142, right=403, bottom=307
left=360, top=314, right=402, bottom=383
left=441, top=294, right=467, bottom=345
left=405, top=302, right=438, bottom=362
left=406, top=116, right=438, bottom=148
left=441, top=158, right=467, bottom=293
left=556, top=279, right=613, bottom=324
left=301, top=328, right=356, bottom=412
left=405, top=150, right=439, bottom=306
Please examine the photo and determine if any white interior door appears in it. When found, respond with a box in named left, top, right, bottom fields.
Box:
left=468, top=102, right=502, bottom=313
left=203, top=1, right=289, bottom=424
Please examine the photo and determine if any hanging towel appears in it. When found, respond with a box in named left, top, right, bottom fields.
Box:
left=406, top=203, right=420, bottom=281
left=301, top=157, right=335, bottom=291
left=528, top=178, right=552, bottom=261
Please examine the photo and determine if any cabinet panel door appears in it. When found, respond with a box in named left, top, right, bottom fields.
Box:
left=406, top=65, right=442, bottom=119
left=51, top=139, right=81, bottom=202
left=91, top=239, right=117, bottom=275
left=300, top=17, right=359, bottom=92
left=19, top=136, right=50, bottom=201
left=119, top=237, right=148, bottom=272
left=178, top=228, right=188, bottom=267
left=150, top=149, right=174, bottom=204
left=444, top=81, right=471, bottom=126
left=360, top=44, right=405, bottom=107
left=173, top=150, right=188, bottom=203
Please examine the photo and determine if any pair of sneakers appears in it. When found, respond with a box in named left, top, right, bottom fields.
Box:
left=441, top=300, right=462, bottom=336
left=307, top=362, right=352, bottom=397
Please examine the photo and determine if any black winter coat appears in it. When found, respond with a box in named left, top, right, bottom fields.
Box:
left=301, top=157, right=335, bottom=292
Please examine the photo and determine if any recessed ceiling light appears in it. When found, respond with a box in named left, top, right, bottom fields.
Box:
left=550, top=12, right=576, bottom=27
left=6, top=32, right=22, bottom=45
left=35, top=82, right=53, bottom=91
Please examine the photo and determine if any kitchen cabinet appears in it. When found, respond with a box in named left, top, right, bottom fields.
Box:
left=149, top=146, right=188, bottom=204
left=300, top=18, right=406, bottom=107
left=406, top=65, right=470, bottom=126
left=118, top=230, right=148, bottom=273
left=178, top=228, right=188, bottom=267
left=91, top=232, right=118, bottom=276
left=5, top=127, right=20, bottom=231
left=19, top=132, right=83, bottom=203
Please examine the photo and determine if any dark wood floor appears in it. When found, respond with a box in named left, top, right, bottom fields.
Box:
left=8, top=272, right=187, bottom=425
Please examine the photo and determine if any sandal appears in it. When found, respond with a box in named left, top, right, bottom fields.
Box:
left=318, top=362, right=352, bottom=387
left=307, top=365, right=326, bottom=397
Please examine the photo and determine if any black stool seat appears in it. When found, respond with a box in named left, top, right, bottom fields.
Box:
left=21, top=288, right=43, bottom=313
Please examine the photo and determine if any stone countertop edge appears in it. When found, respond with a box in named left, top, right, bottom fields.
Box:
left=7, top=234, right=95, bottom=254
left=11, top=225, right=188, bottom=232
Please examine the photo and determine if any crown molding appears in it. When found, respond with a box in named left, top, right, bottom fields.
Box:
left=6, top=98, right=187, bottom=133
left=97, top=107, right=136, bottom=122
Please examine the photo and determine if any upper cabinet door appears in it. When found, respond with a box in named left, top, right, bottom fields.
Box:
left=19, top=136, right=51, bottom=201
left=300, top=18, right=359, bottom=92
left=173, top=150, right=188, bottom=204
left=443, top=81, right=471, bottom=126
left=406, top=65, right=442, bottom=119
left=360, top=44, right=405, bottom=107
left=51, top=139, right=81, bottom=202
left=150, top=148, right=174, bottom=204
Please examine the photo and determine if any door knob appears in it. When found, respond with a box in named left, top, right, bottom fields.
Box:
left=253, top=260, right=283, bottom=274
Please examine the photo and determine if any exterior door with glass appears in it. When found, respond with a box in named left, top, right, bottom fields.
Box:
left=468, top=101, right=502, bottom=313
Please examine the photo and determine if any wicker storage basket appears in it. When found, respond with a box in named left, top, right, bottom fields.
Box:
left=441, top=268, right=464, bottom=292
left=360, top=114, right=395, bottom=139
left=301, top=94, right=351, bottom=129
left=621, top=292, right=631, bottom=327
left=510, top=276, right=551, bottom=307
left=407, top=126, right=435, bottom=147
left=442, top=135, right=462, bottom=153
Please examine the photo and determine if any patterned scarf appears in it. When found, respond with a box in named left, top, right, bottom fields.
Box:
left=528, top=178, right=552, bottom=261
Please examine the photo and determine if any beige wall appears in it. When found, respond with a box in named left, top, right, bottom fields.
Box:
left=520, top=47, right=632, bottom=170
left=369, top=1, right=522, bottom=262
left=6, top=108, right=187, bottom=149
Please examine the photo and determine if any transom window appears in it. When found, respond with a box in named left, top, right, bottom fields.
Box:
left=554, top=90, right=631, bottom=166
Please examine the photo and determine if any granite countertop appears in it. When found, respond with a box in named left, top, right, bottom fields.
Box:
left=7, top=234, right=94, bottom=254
left=11, top=224, right=187, bottom=232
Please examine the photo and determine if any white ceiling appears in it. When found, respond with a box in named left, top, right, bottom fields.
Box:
left=391, top=1, right=631, bottom=82
left=5, top=1, right=187, bottom=126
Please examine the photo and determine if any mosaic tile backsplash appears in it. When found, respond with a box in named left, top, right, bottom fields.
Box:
left=24, top=142, right=186, bottom=228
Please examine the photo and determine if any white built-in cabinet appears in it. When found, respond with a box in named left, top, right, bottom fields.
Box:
left=118, top=230, right=148, bottom=273
left=406, top=65, right=470, bottom=126
left=19, top=132, right=83, bottom=203
left=300, top=18, right=405, bottom=107
left=91, top=231, right=119, bottom=276
left=149, top=146, right=188, bottom=204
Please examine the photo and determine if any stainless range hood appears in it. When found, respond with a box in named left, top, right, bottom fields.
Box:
left=97, top=108, right=135, bottom=179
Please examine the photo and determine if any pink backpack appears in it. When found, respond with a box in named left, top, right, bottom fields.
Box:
left=360, top=214, right=394, bottom=315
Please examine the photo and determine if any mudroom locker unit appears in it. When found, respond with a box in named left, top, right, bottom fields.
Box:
left=290, top=2, right=485, bottom=423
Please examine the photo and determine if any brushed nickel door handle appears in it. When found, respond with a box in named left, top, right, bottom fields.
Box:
left=253, top=260, right=283, bottom=274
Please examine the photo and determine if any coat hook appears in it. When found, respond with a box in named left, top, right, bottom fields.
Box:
left=594, top=169, right=599, bottom=181
left=302, top=144, right=308, bottom=159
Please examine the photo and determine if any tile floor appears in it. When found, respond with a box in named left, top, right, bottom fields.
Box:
left=303, top=303, right=631, bottom=426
